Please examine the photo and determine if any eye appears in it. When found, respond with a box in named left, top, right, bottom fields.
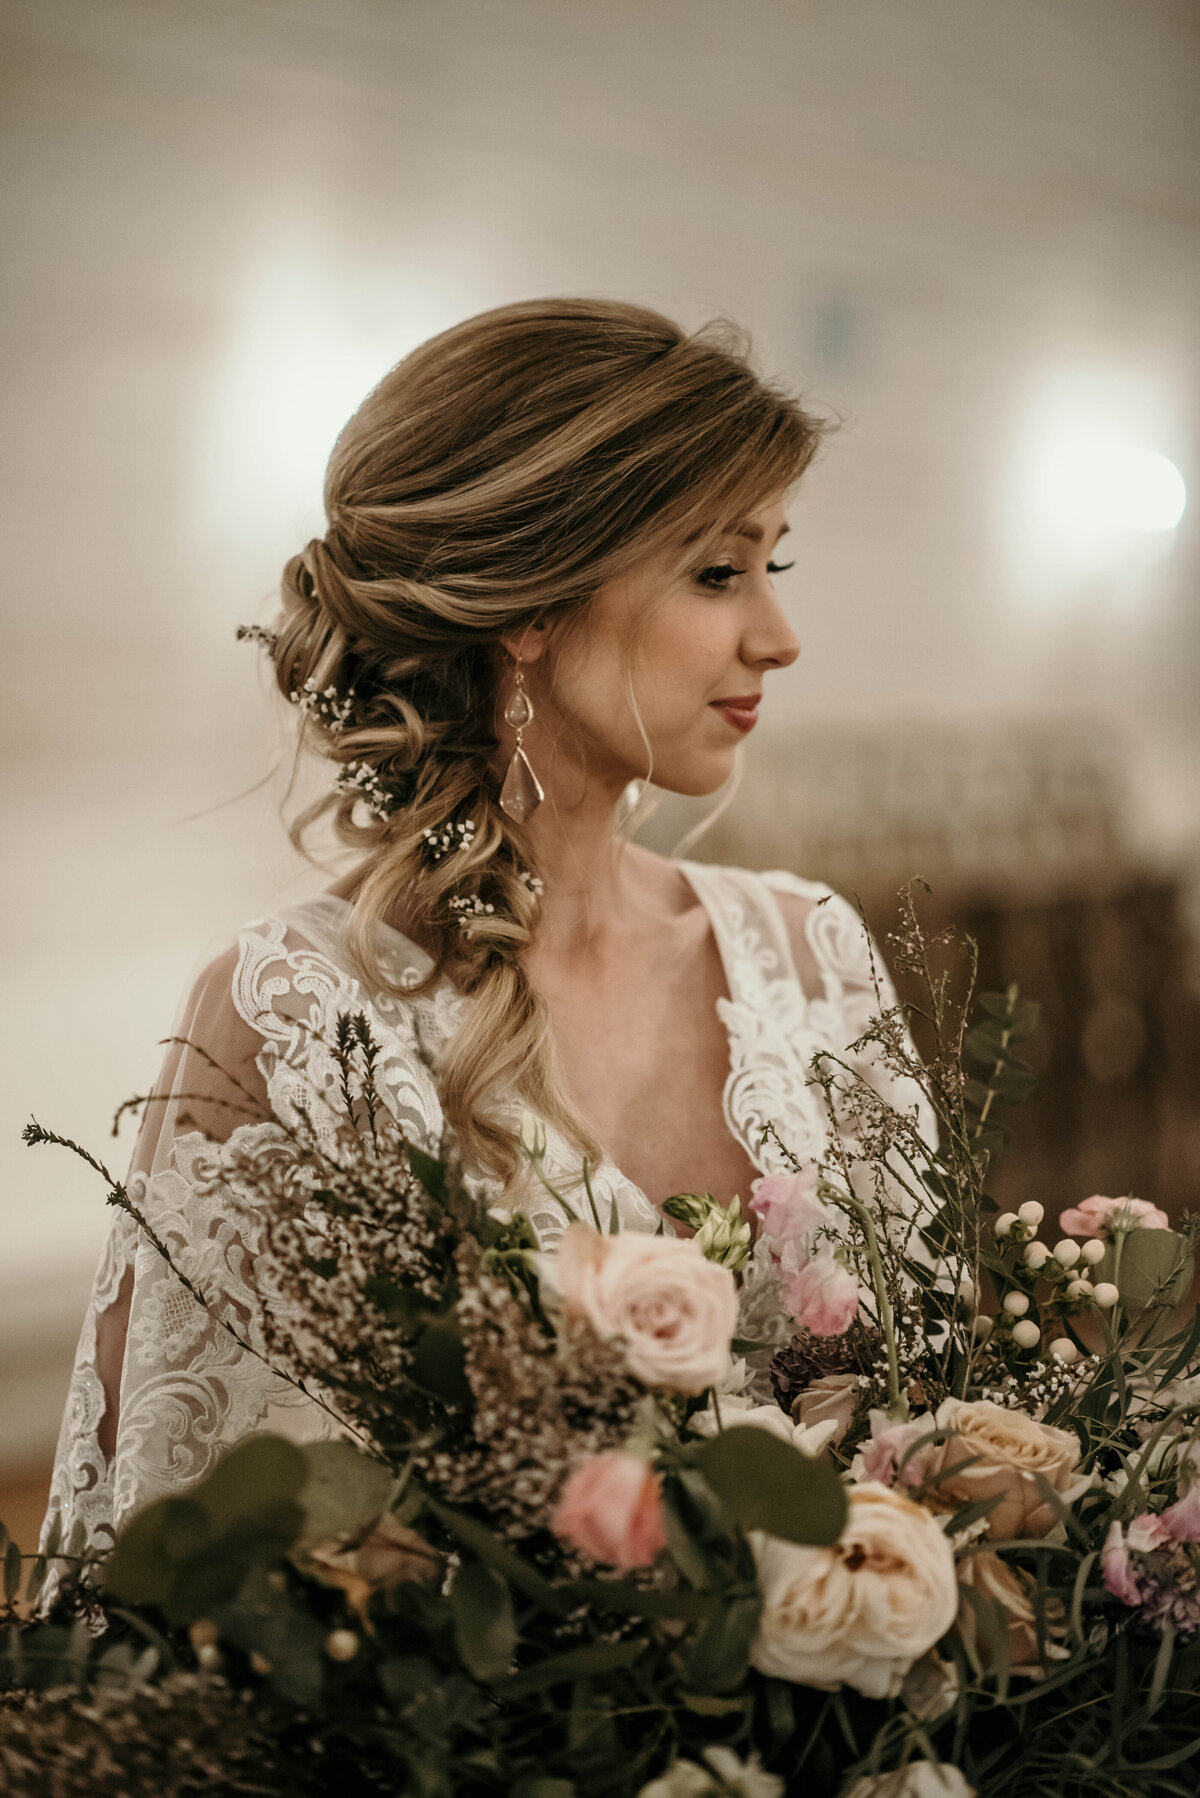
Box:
left=767, top=559, right=795, bottom=575
left=695, top=563, right=746, bottom=591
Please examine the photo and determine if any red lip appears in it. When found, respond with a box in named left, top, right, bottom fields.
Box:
left=710, top=695, right=761, bottom=734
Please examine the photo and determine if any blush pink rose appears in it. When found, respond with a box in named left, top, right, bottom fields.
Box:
left=1058, top=1194, right=1171, bottom=1238
left=552, top=1452, right=667, bottom=1569
left=781, top=1252, right=861, bottom=1336
left=1160, top=1486, right=1200, bottom=1543
left=554, top=1223, right=738, bottom=1393
left=857, top=1409, right=940, bottom=1489
left=750, top=1169, right=828, bottom=1244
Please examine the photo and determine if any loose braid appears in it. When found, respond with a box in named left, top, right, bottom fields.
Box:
left=261, top=298, right=827, bottom=1188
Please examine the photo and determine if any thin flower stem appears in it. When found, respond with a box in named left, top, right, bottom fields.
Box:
left=835, top=1187, right=907, bottom=1421
left=101, top=1183, right=377, bottom=1456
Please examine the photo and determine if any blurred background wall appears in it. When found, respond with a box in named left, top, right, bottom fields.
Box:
left=2, top=0, right=1198, bottom=1544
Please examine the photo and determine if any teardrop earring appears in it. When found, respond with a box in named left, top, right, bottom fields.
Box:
left=499, top=666, right=545, bottom=823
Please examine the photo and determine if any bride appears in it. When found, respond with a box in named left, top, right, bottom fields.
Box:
left=43, top=297, right=930, bottom=1562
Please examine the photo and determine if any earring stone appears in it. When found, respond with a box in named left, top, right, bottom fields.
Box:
left=499, top=668, right=544, bottom=823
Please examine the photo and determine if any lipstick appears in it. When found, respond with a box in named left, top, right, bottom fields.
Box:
left=709, top=695, right=761, bottom=734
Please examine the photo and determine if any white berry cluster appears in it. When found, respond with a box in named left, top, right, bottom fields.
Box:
left=985, top=1199, right=1120, bottom=1360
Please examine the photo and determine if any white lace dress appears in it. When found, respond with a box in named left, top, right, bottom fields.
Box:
left=41, top=862, right=934, bottom=1561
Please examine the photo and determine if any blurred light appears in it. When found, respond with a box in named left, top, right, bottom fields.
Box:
left=189, top=234, right=457, bottom=570
left=1031, top=431, right=1185, bottom=538
left=1000, top=366, right=1188, bottom=615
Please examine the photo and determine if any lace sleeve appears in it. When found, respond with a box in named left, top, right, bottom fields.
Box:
left=761, top=873, right=939, bottom=1238
left=39, top=911, right=452, bottom=1563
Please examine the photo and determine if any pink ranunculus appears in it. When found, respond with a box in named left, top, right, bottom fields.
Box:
left=749, top=1169, right=828, bottom=1245
left=1101, top=1520, right=1143, bottom=1605
left=781, top=1252, right=861, bottom=1336
left=1160, top=1485, right=1200, bottom=1543
left=1127, top=1512, right=1171, bottom=1553
left=1058, top=1194, right=1171, bottom=1238
left=551, top=1451, right=667, bottom=1569
left=857, top=1409, right=940, bottom=1489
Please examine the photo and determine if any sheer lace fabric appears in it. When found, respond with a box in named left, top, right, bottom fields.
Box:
left=42, top=865, right=935, bottom=1561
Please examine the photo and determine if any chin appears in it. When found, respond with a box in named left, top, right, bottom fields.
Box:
left=649, top=753, right=738, bottom=800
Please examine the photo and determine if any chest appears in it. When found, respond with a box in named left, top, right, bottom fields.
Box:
left=528, top=922, right=765, bottom=1211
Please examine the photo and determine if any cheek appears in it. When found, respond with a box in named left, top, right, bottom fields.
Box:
left=630, top=605, right=733, bottom=705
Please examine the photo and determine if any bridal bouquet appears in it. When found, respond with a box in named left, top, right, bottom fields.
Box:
left=4, top=889, right=1199, bottom=1798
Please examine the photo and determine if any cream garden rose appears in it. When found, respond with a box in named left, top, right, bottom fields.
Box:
left=927, top=1399, right=1090, bottom=1540
left=688, top=1396, right=839, bottom=1458
left=553, top=1223, right=739, bottom=1394
left=749, top=1482, right=959, bottom=1699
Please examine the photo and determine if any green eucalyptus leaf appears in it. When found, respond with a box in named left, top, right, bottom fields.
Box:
left=681, top=1691, right=749, bottom=1716
left=681, top=1588, right=761, bottom=1692
left=407, top=1144, right=447, bottom=1202
left=189, top=1436, right=308, bottom=1530
left=975, top=994, right=1041, bottom=1040
left=294, top=1439, right=394, bottom=1549
left=104, top=1436, right=308, bottom=1622
left=967, top=1123, right=1012, bottom=1160
left=987, top=1062, right=1039, bottom=1102
left=1098, top=1229, right=1194, bottom=1310
left=693, top=1428, right=846, bottom=1546
left=450, top=1558, right=516, bottom=1682
left=964, top=1022, right=1012, bottom=1062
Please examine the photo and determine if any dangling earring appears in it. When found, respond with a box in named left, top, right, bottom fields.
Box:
left=499, top=665, right=545, bottom=823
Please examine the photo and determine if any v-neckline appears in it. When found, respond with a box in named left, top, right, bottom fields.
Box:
left=304, top=869, right=788, bottom=1222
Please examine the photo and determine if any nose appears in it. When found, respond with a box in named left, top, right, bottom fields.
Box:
left=743, top=578, right=801, bottom=671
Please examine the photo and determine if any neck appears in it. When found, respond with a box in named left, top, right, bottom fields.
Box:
left=521, top=770, right=637, bottom=948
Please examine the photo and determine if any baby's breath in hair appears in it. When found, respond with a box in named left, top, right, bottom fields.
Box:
left=422, top=818, right=478, bottom=861
left=335, top=759, right=397, bottom=822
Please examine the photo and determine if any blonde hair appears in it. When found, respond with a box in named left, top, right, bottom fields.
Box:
left=268, top=297, right=825, bottom=1186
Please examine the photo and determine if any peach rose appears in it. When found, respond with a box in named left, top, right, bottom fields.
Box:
left=304, top=1512, right=443, bottom=1621
left=749, top=1483, right=959, bottom=1698
left=554, top=1223, right=738, bottom=1394
left=956, top=1549, right=1067, bottom=1676
left=926, top=1399, right=1090, bottom=1540
left=552, top=1451, right=666, bottom=1569
left=792, top=1372, right=860, bottom=1446
left=1058, top=1194, right=1170, bottom=1238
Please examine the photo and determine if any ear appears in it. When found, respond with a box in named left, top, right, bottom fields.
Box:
left=499, top=621, right=549, bottom=665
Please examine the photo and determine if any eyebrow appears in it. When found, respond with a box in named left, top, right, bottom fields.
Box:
left=728, top=519, right=791, bottom=545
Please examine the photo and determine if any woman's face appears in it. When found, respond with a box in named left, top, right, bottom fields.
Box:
left=519, top=492, right=799, bottom=802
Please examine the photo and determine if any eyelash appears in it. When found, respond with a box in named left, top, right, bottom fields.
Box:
left=694, top=559, right=795, bottom=591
